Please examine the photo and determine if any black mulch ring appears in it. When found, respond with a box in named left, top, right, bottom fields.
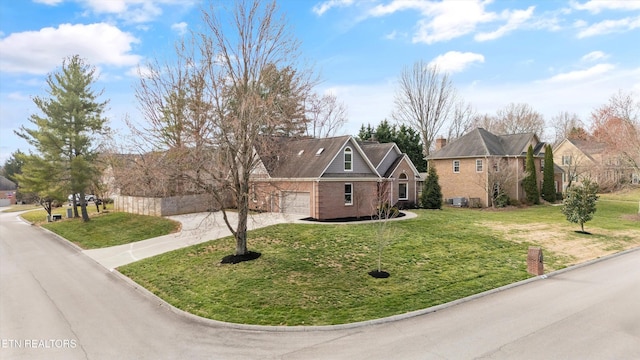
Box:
left=574, top=230, right=592, bottom=235
left=368, top=270, right=390, bottom=278
left=301, top=212, right=406, bottom=223
left=221, top=251, right=262, bottom=264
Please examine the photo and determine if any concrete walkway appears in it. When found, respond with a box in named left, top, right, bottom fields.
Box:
left=83, top=211, right=417, bottom=270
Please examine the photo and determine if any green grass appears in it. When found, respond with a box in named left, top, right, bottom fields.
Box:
left=20, top=206, right=180, bottom=249
left=120, top=197, right=639, bottom=326
left=1, top=204, right=41, bottom=213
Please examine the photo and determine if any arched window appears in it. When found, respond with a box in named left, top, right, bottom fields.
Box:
left=344, top=147, right=353, bottom=171
left=398, top=173, right=408, bottom=200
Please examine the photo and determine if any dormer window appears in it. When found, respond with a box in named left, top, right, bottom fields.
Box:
left=344, top=147, right=353, bottom=171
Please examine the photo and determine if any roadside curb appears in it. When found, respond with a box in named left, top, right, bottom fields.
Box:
left=111, top=245, right=640, bottom=332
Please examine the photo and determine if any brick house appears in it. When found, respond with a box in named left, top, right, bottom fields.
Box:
left=250, top=135, right=421, bottom=220
left=553, top=138, right=639, bottom=191
left=427, top=128, right=560, bottom=207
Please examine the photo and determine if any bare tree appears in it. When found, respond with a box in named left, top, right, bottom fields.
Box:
left=475, top=158, right=518, bottom=208
left=493, top=103, right=545, bottom=136
left=128, top=0, right=314, bottom=259
left=551, top=111, right=584, bottom=145
left=305, top=92, right=348, bottom=138
left=591, top=90, right=640, bottom=174
left=392, top=61, right=456, bottom=159
left=446, top=99, right=476, bottom=141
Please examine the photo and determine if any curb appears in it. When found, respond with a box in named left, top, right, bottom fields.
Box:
left=111, top=246, right=640, bottom=332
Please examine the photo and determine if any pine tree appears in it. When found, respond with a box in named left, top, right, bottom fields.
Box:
left=561, top=178, right=599, bottom=233
left=421, top=165, right=442, bottom=209
left=523, top=144, right=540, bottom=205
left=541, top=144, right=557, bottom=202
left=16, top=55, right=108, bottom=222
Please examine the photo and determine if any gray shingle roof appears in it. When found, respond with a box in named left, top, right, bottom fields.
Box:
left=428, top=128, right=543, bottom=159
left=0, top=176, right=17, bottom=191
left=260, top=135, right=352, bottom=178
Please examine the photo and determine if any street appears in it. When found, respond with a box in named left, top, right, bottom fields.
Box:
left=1, top=210, right=639, bottom=359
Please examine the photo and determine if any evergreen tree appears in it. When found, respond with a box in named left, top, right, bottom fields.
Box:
left=541, top=144, right=557, bottom=202
left=561, top=178, right=599, bottom=233
left=16, top=55, right=108, bottom=221
left=523, top=144, right=540, bottom=205
left=358, top=120, right=426, bottom=172
left=421, top=165, right=442, bottom=209
left=358, top=123, right=375, bottom=141
left=2, top=150, right=25, bottom=184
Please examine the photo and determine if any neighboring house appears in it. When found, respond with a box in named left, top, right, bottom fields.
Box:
left=0, top=175, right=18, bottom=206
left=251, top=135, right=421, bottom=220
left=554, top=138, right=639, bottom=191
left=428, top=128, right=560, bottom=208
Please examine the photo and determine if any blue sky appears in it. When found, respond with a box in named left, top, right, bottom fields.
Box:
left=1, top=0, right=639, bottom=164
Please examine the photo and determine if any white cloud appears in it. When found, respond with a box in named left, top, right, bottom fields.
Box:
left=577, top=15, right=640, bottom=38
left=367, top=0, right=535, bottom=44
left=545, top=63, right=615, bottom=83
left=581, top=51, right=609, bottom=63
left=171, top=22, right=188, bottom=35
left=33, top=0, right=64, bottom=5
left=0, top=23, right=141, bottom=75
left=313, top=0, right=355, bottom=16
left=429, top=51, right=485, bottom=73
left=475, top=6, right=535, bottom=41
left=572, top=0, right=640, bottom=13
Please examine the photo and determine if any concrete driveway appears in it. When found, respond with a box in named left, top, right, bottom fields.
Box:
left=83, top=210, right=417, bottom=270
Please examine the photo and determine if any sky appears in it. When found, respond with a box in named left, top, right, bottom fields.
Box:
left=1, top=0, right=640, bottom=165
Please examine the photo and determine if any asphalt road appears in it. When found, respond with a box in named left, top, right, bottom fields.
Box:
left=1, top=210, right=639, bottom=359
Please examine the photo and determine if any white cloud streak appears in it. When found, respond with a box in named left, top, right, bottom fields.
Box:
left=313, top=0, right=355, bottom=16
left=572, top=0, right=640, bottom=13
left=581, top=51, right=608, bottom=62
left=475, top=6, right=535, bottom=41
left=545, top=63, right=615, bottom=83
left=0, top=23, right=141, bottom=75
left=429, top=51, right=485, bottom=73
left=576, top=15, right=640, bottom=38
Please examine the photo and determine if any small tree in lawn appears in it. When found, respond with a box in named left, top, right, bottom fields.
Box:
left=523, top=145, right=540, bottom=205
left=421, top=165, right=442, bottom=209
left=369, top=182, right=397, bottom=278
left=561, top=178, right=599, bottom=233
left=541, top=144, right=557, bottom=203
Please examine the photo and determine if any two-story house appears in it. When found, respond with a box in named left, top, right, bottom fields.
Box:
left=428, top=128, right=558, bottom=207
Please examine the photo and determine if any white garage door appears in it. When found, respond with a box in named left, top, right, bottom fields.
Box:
left=281, top=192, right=310, bottom=216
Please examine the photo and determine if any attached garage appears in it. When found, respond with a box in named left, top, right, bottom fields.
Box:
left=280, top=191, right=310, bottom=216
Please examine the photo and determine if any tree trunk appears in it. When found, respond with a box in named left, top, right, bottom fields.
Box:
left=235, top=192, right=249, bottom=256
left=79, top=192, right=90, bottom=222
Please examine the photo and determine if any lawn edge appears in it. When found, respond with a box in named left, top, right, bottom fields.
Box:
left=111, top=246, right=640, bottom=332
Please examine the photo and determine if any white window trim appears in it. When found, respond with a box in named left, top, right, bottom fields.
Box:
left=344, top=183, right=353, bottom=205
left=398, top=182, right=408, bottom=200
left=476, top=159, right=483, bottom=173
left=453, top=160, right=460, bottom=173
left=344, top=147, right=353, bottom=172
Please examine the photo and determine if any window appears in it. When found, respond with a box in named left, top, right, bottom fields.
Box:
left=540, top=159, right=545, bottom=172
left=493, top=160, right=500, bottom=172
left=344, top=147, right=353, bottom=171
left=344, top=183, right=353, bottom=205
left=476, top=159, right=483, bottom=172
left=453, top=160, right=460, bottom=173
left=398, top=173, right=408, bottom=200
left=562, top=155, right=572, bottom=165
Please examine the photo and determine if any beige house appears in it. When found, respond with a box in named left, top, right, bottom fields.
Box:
left=553, top=138, right=639, bottom=190
left=251, top=135, right=421, bottom=220
left=428, top=128, right=559, bottom=207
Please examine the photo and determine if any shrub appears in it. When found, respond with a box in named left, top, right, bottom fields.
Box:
left=421, top=166, right=443, bottom=209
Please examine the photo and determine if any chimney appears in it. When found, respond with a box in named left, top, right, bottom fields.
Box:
left=435, top=138, right=447, bottom=151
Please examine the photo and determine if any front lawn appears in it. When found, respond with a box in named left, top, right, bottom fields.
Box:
left=20, top=206, right=180, bottom=249
left=119, top=199, right=639, bottom=326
